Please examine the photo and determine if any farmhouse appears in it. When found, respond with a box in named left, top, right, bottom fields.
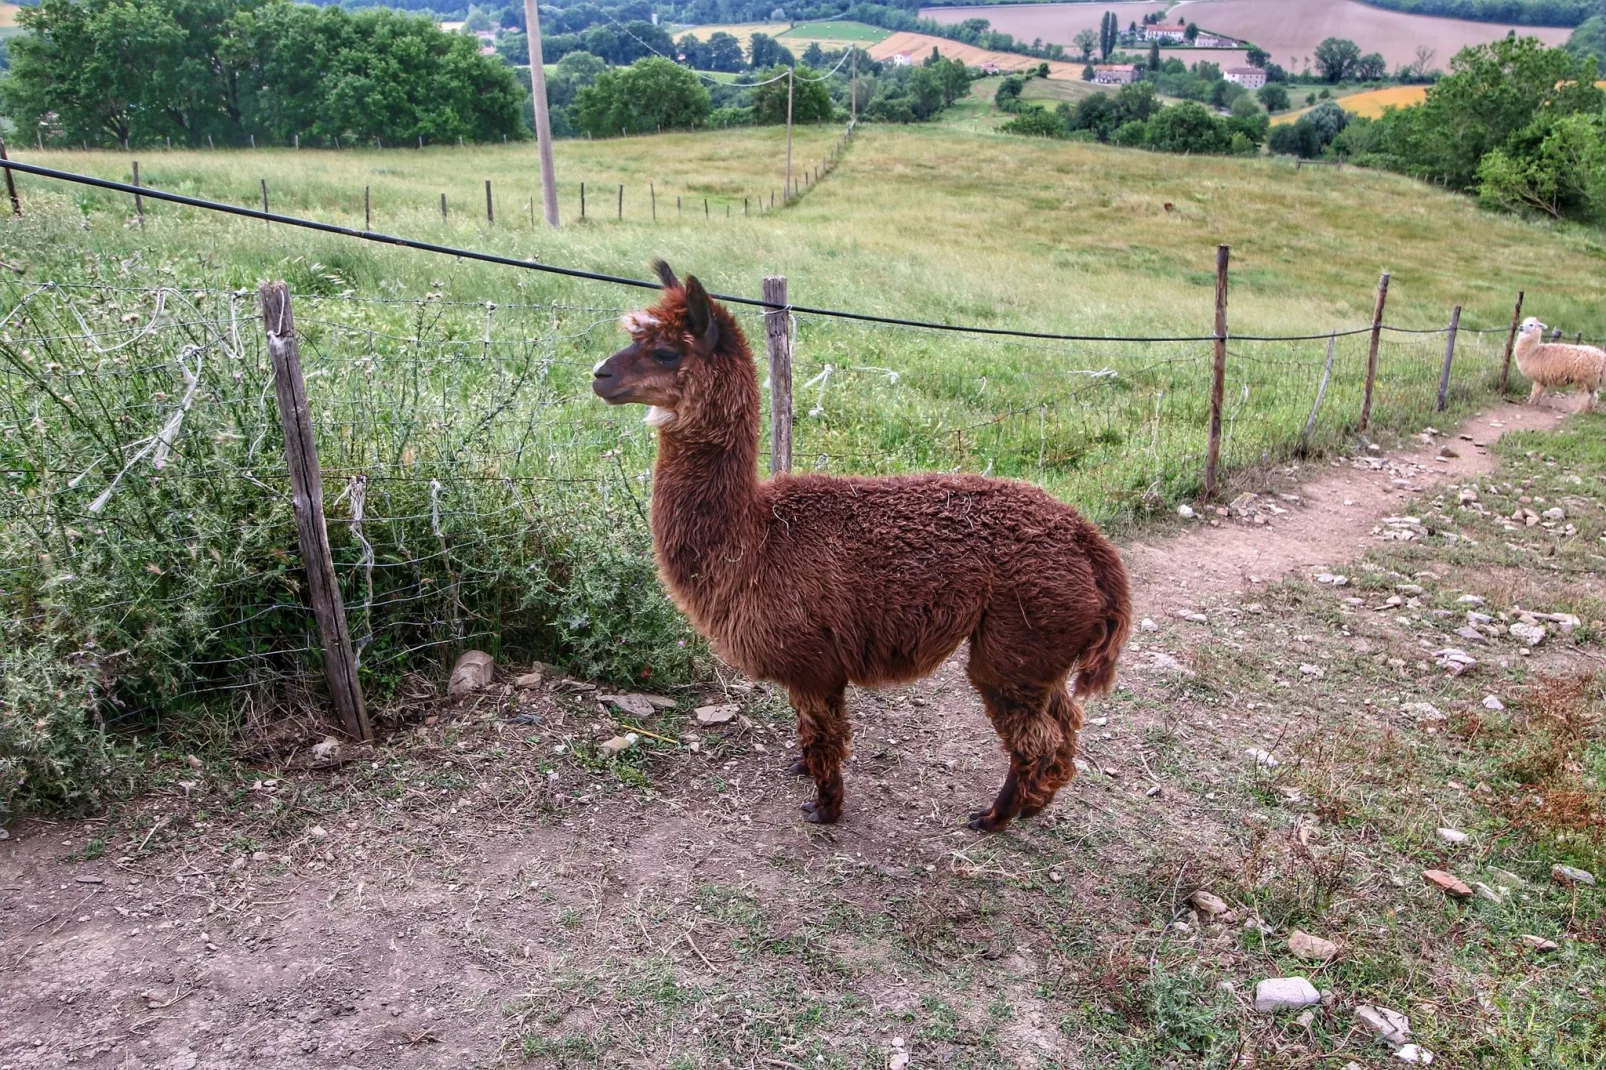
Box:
left=1144, top=23, right=1187, bottom=42
left=1193, top=33, right=1237, bottom=48
left=1224, top=66, right=1267, bottom=88
left=891, top=52, right=913, bottom=67
left=980, top=62, right=1001, bottom=74
left=1094, top=64, right=1140, bottom=85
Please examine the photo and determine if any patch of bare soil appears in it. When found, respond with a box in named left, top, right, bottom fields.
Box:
left=0, top=397, right=1585, bottom=1068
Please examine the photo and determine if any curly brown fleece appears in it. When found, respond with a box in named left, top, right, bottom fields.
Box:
left=591, top=265, right=1131, bottom=830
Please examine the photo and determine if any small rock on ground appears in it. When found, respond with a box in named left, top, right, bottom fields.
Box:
left=1519, top=935, right=1558, bottom=951
left=1253, top=977, right=1320, bottom=1013
left=1423, top=869, right=1473, bottom=898
left=1288, top=930, right=1337, bottom=962
left=1437, top=827, right=1469, bottom=845
left=1189, top=890, right=1228, bottom=916
left=1552, top=864, right=1596, bottom=887
left=448, top=649, right=495, bottom=697
left=514, top=670, right=544, bottom=689
left=695, top=703, right=740, bottom=726
left=1355, top=1004, right=1411, bottom=1046
left=598, top=733, right=638, bottom=757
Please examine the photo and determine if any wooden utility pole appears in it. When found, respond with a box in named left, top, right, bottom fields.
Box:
left=1359, top=271, right=1390, bottom=433
left=1496, top=287, right=1522, bottom=395
left=524, top=0, right=561, bottom=227
left=259, top=282, right=371, bottom=743
left=785, top=67, right=795, bottom=200
left=850, top=49, right=858, bottom=124
left=763, top=276, right=793, bottom=475
left=0, top=140, right=19, bottom=216
left=131, top=160, right=144, bottom=229
left=1203, top=244, right=1229, bottom=501
left=1436, top=305, right=1461, bottom=412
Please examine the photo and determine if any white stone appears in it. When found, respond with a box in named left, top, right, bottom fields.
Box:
left=1509, top=623, right=1547, bottom=647
left=1287, top=930, right=1337, bottom=962
left=311, top=737, right=339, bottom=760
left=1177, top=504, right=1195, bottom=519
left=1189, top=890, right=1228, bottom=916
left=1253, top=977, right=1320, bottom=1013
left=1552, top=864, right=1596, bottom=887
left=1437, top=828, right=1468, bottom=845
left=1395, top=1044, right=1434, bottom=1064
left=1456, top=594, right=1486, bottom=605
left=1482, top=695, right=1505, bottom=711
left=1244, top=748, right=1279, bottom=769
left=1140, top=618, right=1158, bottom=632
left=1356, top=1004, right=1411, bottom=1046
left=1299, top=664, right=1324, bottom=678
left=448, top=649, right=495, bottom=697
left=694, top=704, right=739, bottom=726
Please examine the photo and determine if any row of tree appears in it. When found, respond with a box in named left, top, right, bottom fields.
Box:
left=1, top=0, right=526, bottom=148
left=1352, top=0, right=1598, bottom=26
left=1003, top=83, right=1269, bottom=157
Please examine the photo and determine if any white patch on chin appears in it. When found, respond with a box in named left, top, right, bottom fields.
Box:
left=644, top=406, right=676, bottom=428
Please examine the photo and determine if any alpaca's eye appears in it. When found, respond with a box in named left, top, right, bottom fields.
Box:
left=653, top=348, right=681, bottom=367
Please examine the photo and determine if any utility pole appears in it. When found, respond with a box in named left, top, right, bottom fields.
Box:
left=850, top=49, right=857, bottom=124
left=523, top=0, right=560, bottom=227
left=785, top=66, right=795, bottom=200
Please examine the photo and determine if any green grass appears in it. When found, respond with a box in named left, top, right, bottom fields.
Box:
left=3, top=117, right=1606, bottom=816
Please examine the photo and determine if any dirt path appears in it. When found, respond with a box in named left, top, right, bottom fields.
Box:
left=0, top=398, right=1575, bottom=1069
left=1125, top=398, right=1567, bottom=617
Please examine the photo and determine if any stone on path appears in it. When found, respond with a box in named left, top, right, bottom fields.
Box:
left=1355, top=1004, right=1411, bottom=1046
left=1288, top=930, right=1338, bottom=963
left=448, top=649, right=495, bottom=697
left=695, top=703, right=740, bottom=726
left=1423, top=869, right=1472, bottom=898
left=1253, top=977, right=1320, bottom=1013
left=1552, top=864, right=1596, bottom=887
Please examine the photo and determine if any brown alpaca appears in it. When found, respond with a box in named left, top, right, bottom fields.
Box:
left=592, top=262, right=1132, bottom=831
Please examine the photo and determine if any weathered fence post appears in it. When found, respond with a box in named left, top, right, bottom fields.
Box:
left=260, top=178, right=269, bottom=226
left=250, top=134, right=256, bottom=149
left=364, top=185, right=371, bottom=230
left=131, top=160, right=144, bottom=229
left=617, top=183, right=623, bottom=220
left=1359, top=270, right=1391, bottom=433
left=704, top=198, right=709, bottom=219
left=651, top=183, right=656, bottom=221
left=1300, top=332, right=1337, bottom=455
left=581, top=182, right=586, bottom=220
left=0, top=139, right=19, bottom=216
left=1498, top=291, right=1524, bottom=395
left=1203, top=244, right=1230, bottom=501
left=295, top=134, right=300, bottom=151
left=259, top=282, right=371, bottom=743
left=486, top=180, right=494, bottom=223
left=1436, top=305, right=1461, bottom=412
left=763, top=275, right=793, bottom=475
left=440, top=193, right=447, bottom=222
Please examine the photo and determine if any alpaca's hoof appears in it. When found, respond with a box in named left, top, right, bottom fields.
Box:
left=800, top=799, right=815, bottom=813
left=967, top=809, right=1009, bottom=833
left=786, top=757, right=810, bottom=777
left=803, top=806, right=839, bottom=824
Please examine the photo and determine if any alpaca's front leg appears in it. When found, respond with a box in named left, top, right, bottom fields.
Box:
left=1529, top=381, right=1544, bottom=405
left=790, top=687, right=851, bottom=824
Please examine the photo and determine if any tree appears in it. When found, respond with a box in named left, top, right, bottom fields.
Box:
left=1100, top=11, right=1116, bottom=60
left=1268, top=117, right=1322, bottom=157
left=748, top=32, right=794, bottom=69
left=1002, top=104, right=1067, bottom=137
left=1245, top=44, right=1269, bottom=68
left=1073, top=28, right=1097, bottom=61
left=546, top=50, right=606, bottom=107
left=750, top=64, right=833, bottom=124
left=1477, top=110, right=1606, bottom=220
left=1566, top=15, right=1606, bottom=63
left=1083, top=63, right=1095, bottom=80
left=801, top=41, right=825, bottom=67
left=571, top=56, right=710, bottom=137
left=1146, top=101, right=1228, bottom=152
left=1306, top=99, right=1350, bottom=143
left=1354, top=52, right=1387, bottom=80
left=1183, top=22, right=1198, bottom=43
left=1148, top=40, right=1160, bottom=70
left=1257, top=82, right=1290, bottom=112
left=1313, top=37, right=1360, bottom=81
left=462, top=5, right=494, bottom=33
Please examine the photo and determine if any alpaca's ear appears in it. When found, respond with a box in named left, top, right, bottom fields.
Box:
left=651, top=259, right=679, bottom=289
left=683, top=276, right=719, bottom=354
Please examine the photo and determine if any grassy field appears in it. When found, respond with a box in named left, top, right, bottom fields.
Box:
left=4, top=116, right=1606, bottom=815
left=779, top=19, right=892, bottom=44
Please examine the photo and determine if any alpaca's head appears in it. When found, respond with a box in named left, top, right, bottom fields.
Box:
left=1519, top=316, right=1546, bottom=341
left=592, top=260, right=751, bottom=435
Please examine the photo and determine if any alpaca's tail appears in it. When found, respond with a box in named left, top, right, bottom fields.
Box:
left=1073, top=530, right=1132, bottom=698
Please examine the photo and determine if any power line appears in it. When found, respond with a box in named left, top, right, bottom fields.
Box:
left=0, top=157, right=1478, bottom=345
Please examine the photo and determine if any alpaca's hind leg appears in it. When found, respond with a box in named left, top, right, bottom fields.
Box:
left=1529, top=382, right=1544, bottom=405
left=790, top=686, right=851, bottom=824
left=1017, top=689, right=1083, bottom=819
left=965, top=674, right=1060, bottom=833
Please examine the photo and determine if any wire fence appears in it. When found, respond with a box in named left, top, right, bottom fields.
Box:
left=0, top=270, right=1528, bottom=741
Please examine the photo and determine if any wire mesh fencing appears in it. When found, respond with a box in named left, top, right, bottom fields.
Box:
left=0, top=276, right=1531, bottom=742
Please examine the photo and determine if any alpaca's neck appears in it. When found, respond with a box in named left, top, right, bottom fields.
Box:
left=649, top=381, right=763, bottom=613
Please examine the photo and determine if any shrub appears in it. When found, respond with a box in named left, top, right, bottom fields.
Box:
left=1002, top=105, right=1067, bottom=138
left=1, top=646, right=135, bottom=820
left=572, top=57, right=711, bottom=138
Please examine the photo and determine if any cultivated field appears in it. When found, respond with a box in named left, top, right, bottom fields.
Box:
left=870, top=30, right=1085, bottom=74
left=1170, top=0, right=1571, bottom=70
left=923, top=1, right=1168, bottom=41
left=0, top=2, right=19, bottom=27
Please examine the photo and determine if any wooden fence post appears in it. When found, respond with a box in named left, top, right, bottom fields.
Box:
left=763, top=275, right=793, bottom=476
left=1203, top=244, right=1229, bottom=501
left=131, top=160, right=144, bottom=230
left=0, top=139, right=19, bottom=216
left=440, top=193, right=447, bottom=222
left=259, top=282, right=371, bottom=743
left=704, top=198, right=709, bottom=219
left=1436, top=305, right=1461, bottom=412
left=651, top=183, right=656, bottom=221
left=486, top=180, right=494, bottom=223
left=1498, top=291, right=1523, bottom=395
left=1359, top=270, right=1390, bottom=433
left=617, top=183, right=623, bottom=220
left=260, top=179, right=269, bottom=226
left=364, top=185, right=371, bottom=230
left=581, top=182, right=586, bottom=220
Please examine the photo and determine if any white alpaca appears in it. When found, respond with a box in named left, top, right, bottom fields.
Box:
left=1513, top=317, right=1606, bottom=412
